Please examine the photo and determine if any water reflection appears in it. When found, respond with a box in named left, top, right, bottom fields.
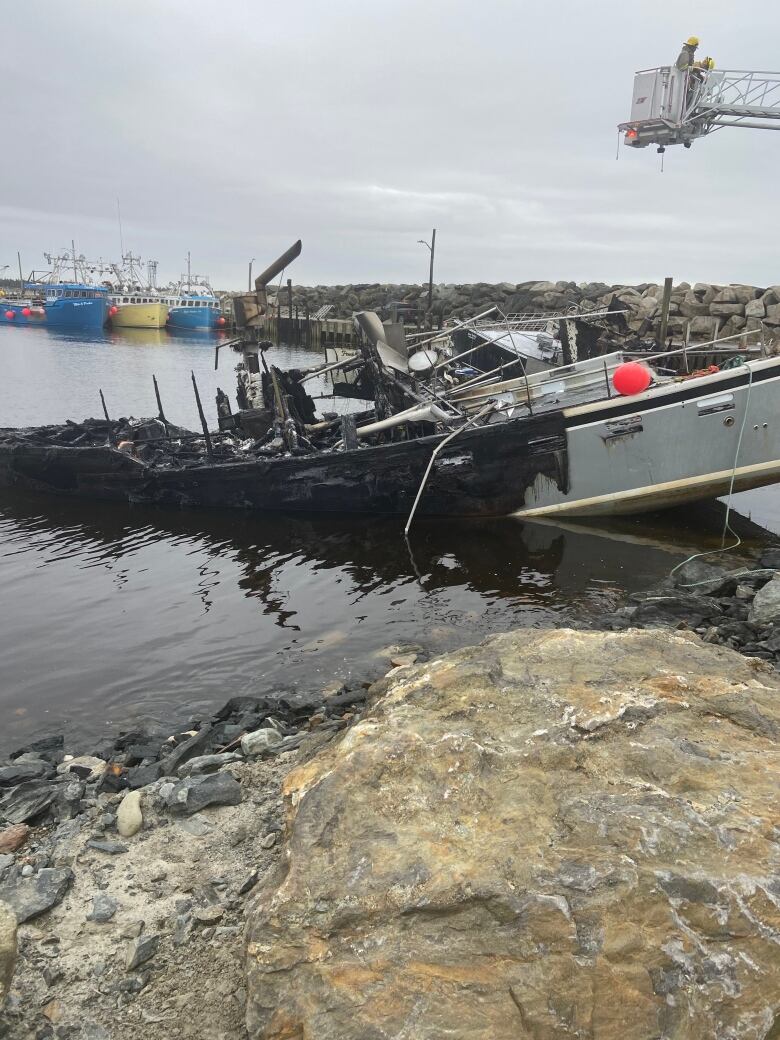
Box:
left=0, top=485, right=771, bottom=753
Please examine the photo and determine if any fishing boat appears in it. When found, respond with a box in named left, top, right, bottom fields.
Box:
left=1, top=248, right=109, bottom=330
left=0, top=347, right=777, bottom=521
left=107, top=255, right=168, bottom=329
left=165, top=253, right=225, bottom=331
left=1, top=242, right=776, bottom=522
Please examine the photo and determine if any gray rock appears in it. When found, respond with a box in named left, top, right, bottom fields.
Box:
left=241, top=729, right=282, bottom=756
left=54, top=778, right=85, bottom=820
left=0, top=780, right=57, bottom=824
left=164, top=772, right=242, bottom=816
left=0, top=762, right=51, bottom=787
left=158, top=724, right=219, bottom=776
left=175, top=815, right=213, bottom=837
left=85, top=839, right=128, bottom=855
left=87, top=893, right=118, bottom=923
left=177, top=752, right=243, bottom=778
left=0, top=868, right=73, bottom=923
left=0, top=855, right=13, bottom=875
left=760, top=548, right=780, bottom=569
left=172, top=913, right=193, bottom=946
left=260, top=832, right=278, bottom=849
left=238, top=870, right=260, bottom=895
left=82, top=1025, right=111, bottom=1040
left=8, top=735, right=63, bottom=763
left=749, top=574, right=780, bottom=624
left=125, top=933, right=159, bottom=970
left=48, top=818, right=82, bottom=867
left=0, top=901, right=17, bottom=1007
left=116, top=971, right=149, bottom=993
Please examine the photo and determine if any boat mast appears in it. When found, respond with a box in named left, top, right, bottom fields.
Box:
left=17, top=252, right=23, bottom=296
left=117, top=198, right=124, bottom=258
left=187, top=251, right=191, bottom=292
left=71, top=240, right=78, bottom=282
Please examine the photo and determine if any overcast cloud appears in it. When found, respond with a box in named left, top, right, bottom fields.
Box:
left=1, top=0, right=778, bottom=289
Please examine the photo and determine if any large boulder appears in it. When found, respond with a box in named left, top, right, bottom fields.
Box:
left=0, top=901, right=15, bottom=1007
left=245, top=629, right=780, bottom=1040
left=710, top=302, right=745, bottom=317
left=679, top=292, right=710, bottom=318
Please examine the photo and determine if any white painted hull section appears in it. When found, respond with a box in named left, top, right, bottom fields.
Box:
left=514, top=362, right=780, bottom=518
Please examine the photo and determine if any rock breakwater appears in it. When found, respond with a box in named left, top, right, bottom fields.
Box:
left=275, top=279, right=780, bottom=347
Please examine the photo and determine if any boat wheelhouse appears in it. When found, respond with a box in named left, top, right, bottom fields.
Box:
left=165, top=253, right=225, bottom=331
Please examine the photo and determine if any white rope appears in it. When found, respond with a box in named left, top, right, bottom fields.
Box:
left=669, top=363, right=755, bottom=586
left=404, top=403, right=495, bottom=536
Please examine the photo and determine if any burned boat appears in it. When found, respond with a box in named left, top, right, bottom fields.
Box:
left=0, top=241, right=778, bottom=522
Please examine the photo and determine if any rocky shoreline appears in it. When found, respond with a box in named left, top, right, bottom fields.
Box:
left=600, top=544, right=780, bottom=664
left=0, top=646, right=422, bottom=1040
left=4, top=558, right=780, bottom=1038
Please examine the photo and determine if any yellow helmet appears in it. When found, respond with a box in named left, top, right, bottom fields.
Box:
left=686, top=36, right=700, bottom=47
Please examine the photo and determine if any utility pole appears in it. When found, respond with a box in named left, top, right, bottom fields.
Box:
left=417, top=229, right=436, bottom=313
left=248, top=257, right=255, bottom=291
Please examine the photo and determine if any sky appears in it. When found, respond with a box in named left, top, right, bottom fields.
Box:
left=1, top=0, right=778, bottom=290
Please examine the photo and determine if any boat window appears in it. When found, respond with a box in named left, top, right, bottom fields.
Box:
left=64, top=291, right=72, bottom=298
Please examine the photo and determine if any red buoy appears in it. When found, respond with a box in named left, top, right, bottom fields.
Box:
left=217, top=315, right=226, bottom=326
left=109, top=305, right=118, bottom=317
left=613, top=362, right=652, bottom=396
left=21, top=307, right=31, bottom=318
left=5, top=310, right=15, bottom=320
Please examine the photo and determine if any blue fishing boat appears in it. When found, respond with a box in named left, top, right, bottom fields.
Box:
left=1, top=284, right=108, bottom=329
left=165, top=252, right=225, bottom=331
left=1, top=246, right=109, bottom=329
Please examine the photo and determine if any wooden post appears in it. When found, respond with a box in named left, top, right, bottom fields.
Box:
left=287, top=278, right=293, bottom=345
left=99, top=388, right=113, bottom=445
left=153, top=374, right=171, bottom=435
left=190, top=371, right=213, bottom=459
left=657, top=276, right=673, bottom=350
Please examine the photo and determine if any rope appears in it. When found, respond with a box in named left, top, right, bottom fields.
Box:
left=404, top=403, right=495, bottom=536
left=670, top=363, right=754, bottom=586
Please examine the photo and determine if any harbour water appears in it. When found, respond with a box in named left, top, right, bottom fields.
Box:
left=1, top=323, right=779, bottom=753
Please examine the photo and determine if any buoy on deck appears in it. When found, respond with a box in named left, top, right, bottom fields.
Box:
left=4, top=310, right=15, bottom=320
left=613, top=361, right=652, bottom=396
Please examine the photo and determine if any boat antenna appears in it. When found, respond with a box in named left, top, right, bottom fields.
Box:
left=17, top=251, right=23, bottom=295
left=117, top=198, right=124, bottom=258
left=187, top=251, right=191, bottom=292
left=71, top=240, right=77, bottom=282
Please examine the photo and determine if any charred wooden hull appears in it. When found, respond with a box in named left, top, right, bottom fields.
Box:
left=0, top=413, right=569, bottom=518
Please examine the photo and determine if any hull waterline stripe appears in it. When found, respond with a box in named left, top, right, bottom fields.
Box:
left=513, top=459, right=780, bottom=518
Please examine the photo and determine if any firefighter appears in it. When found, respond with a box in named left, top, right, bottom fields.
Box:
left=676, top=36, right=699, bottom=70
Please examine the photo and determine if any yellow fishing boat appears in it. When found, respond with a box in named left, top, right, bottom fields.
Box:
left=109, top=293, right=168, bottom=329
